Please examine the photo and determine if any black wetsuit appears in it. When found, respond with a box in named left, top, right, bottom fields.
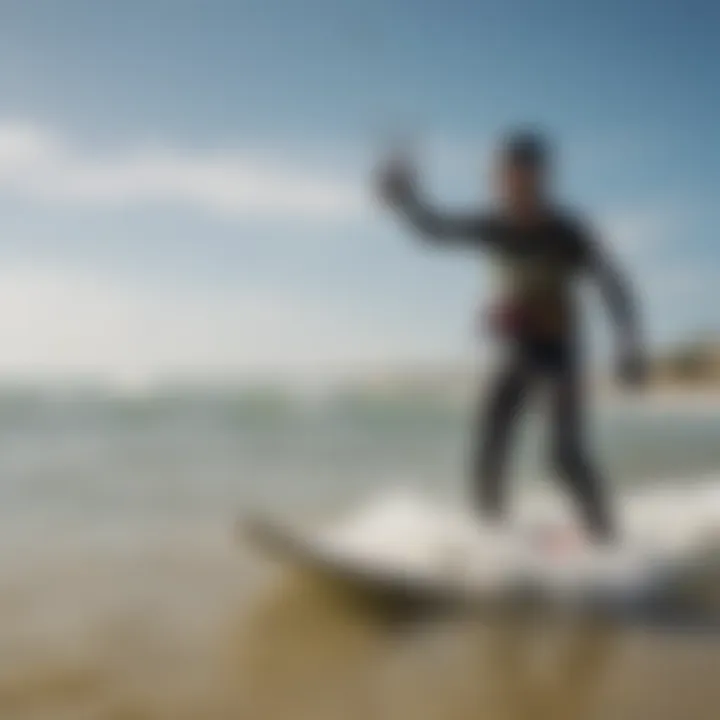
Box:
left=389, top=192, right=639, bottom=541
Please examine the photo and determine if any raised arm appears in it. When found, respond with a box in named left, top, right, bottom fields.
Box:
left=375, top=157, right=493, bottom=247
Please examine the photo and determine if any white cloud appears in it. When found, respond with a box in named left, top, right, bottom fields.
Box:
left=0, top=122, right=364, bottom=222
left=0, top=122, right=705, bottom=375
left=0, top=262, right=447, bottom=382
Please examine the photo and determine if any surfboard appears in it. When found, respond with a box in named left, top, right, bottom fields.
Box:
left=240, top=490, right=720, bottom=622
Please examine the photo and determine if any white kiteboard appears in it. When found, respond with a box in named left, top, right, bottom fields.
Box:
left=241, top=487, right=720, bottom=621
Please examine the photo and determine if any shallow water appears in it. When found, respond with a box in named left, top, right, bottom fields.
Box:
left=1, top=389, right=720, bottom=718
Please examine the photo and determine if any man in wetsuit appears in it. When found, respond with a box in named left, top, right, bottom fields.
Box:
left=376, top=130, right=646, bottom=543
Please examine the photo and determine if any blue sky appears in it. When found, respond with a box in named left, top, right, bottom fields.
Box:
left=0, top=0, right=717, bottom=381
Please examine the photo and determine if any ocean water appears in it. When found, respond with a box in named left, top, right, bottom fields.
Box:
left=2, top=385, right=720, bottom=719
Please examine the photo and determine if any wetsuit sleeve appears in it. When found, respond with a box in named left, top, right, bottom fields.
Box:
left=583, top=230, right=641, bottom=351
left=392, top=190, right=495, bottom=246
left=377, top=163, right=496, bottom=246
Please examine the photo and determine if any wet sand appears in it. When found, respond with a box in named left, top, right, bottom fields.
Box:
left=1, top=532, right=718, bottom=720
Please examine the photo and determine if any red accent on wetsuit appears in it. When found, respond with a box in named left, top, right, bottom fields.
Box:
left=481, top=302, right=530, bottom=338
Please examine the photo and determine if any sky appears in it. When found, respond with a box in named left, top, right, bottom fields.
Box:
left=0, top=0, right=717, bottom=382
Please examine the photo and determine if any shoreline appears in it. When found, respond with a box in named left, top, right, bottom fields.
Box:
left=594, top=384, right=720, bottom=413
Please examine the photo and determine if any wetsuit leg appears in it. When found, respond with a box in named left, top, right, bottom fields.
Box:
left=472, top=356, right=532, bottom=521
left=547, top=355, right=614, bottom=542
